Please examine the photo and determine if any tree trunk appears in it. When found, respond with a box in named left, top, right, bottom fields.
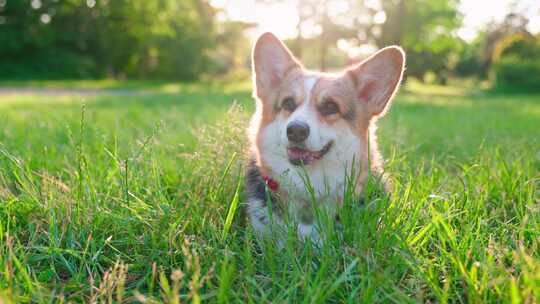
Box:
left=319, top=12, right=330, bottom=71
left=296, top=21, right=303, bottom=60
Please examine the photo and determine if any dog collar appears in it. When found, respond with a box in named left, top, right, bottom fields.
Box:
left=262, top=175, right=279, bottom=192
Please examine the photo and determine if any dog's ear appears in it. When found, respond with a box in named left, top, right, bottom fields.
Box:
left=346, top=46, right=405, bottom=117
left=252, top=32, right=301, bottom=99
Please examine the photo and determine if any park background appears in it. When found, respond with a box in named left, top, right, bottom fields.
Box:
left=0, top=0, right=539, bottom=303
left=1, top=0, right=540, bottom=88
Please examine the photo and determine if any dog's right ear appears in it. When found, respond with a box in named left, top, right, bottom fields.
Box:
left=346, top=46, right=405, bottom=117
left=252, top=32, right=300, bottom=100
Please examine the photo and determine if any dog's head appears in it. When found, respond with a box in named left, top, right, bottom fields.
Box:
left=250, top=32, right=404, bottom=176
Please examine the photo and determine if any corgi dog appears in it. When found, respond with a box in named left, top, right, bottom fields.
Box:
left=246, top=32, right=405, bottom=244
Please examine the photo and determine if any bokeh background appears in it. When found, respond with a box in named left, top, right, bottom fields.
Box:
left=1, top=1, right=540, bottom=303
left=1, top=0, right=539, bottom=90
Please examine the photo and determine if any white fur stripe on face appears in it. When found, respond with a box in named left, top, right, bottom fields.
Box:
left=286, top=76, right=323, bottom=150
left=290, top=76, right=319, bottom=123
left=303, top=76, right=319, bottom=106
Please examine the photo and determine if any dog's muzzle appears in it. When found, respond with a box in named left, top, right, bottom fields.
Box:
left=287, top=141, right=333, bottom=166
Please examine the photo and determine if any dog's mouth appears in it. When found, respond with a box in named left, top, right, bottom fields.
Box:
left=287, top=141, right=333, bottom=166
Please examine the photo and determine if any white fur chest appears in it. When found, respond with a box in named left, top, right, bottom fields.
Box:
left=258, top=117, right=362, bottom=221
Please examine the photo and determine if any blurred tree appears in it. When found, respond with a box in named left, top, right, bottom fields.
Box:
left=269, top=0, right=463, bottom=80
left=367, top=0, right=463, bottom=82
left=292, top=0, right=366, bottom=71
left=454, top=35, right=485, bottom=78
left=144, top=0, right=217, bottom=79
left=453, top=11, right=534, bottom=80
left=211, top=9, right=256, bottom=76
left=0, top=0, right=217, bottom=80
left=0, top=0, right=96, bottom=78
left=491, top=32, right=540, bottom=90
left=480, top=12, right=532, bottom=74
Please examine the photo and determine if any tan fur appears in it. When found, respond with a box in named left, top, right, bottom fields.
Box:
left=251, top=38, right=404, bottom=195
left=252, top=68, right=306, bottom=177
left=248, top=33, right=404, bottom=238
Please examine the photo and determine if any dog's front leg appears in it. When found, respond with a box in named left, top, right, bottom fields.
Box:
left=297, top=222, right=323, bottom=247
left=247, top=198, right=287, bottom=246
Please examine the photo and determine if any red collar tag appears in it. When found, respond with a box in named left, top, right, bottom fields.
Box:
left=262, top=175, right=279, bottom=192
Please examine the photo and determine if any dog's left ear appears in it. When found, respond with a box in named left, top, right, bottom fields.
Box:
left=346, top=46, right=405, bottom=117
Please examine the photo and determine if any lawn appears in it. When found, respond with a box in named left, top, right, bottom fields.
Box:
left=0, top=80, right=539, bottom=303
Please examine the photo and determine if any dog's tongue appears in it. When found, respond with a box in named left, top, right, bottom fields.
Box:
left=288, top=147, right=308, bottom=157
left=287, top=142, right=332, bottom=165
left=288, top=147, right=315, bottom=162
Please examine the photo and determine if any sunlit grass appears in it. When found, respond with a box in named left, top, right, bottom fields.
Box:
left=0, top=79, right=252, bottom=95
left=0, top=81, right=539, bottom=302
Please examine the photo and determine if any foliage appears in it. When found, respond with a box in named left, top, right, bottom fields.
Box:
left=288, top=0, right=463, bottom=81
left=212, top=20, right=256, bottom=75
left=0, top=0, right=217, bottom=80
left=492, top=33, right=540, bottom=61
left=491, top=34, right=540, bottom=90
left=0, top=0, right=96, bottom=78
left=0, top=81, right=539, bottom=302
left=1, top=0, right=538, bottom=85
left=493, top=57, right=540, bottom=90
left=454, top=34, right=487, bottom=78
left=377, top=0, right=463, bottom=81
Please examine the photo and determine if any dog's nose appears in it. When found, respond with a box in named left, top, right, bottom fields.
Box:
left=287, top=121, right=310, bottom=143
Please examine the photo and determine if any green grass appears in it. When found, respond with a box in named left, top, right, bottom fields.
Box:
left=0, top=80, right=539, bottom=303
left=0, top=79, right=252, bottom=94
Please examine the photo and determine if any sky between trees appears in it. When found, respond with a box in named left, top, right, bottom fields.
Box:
left=212, top=0, right=540, bottom=43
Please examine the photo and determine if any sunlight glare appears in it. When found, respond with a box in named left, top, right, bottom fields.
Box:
left=459, top=0, right=540, bottom=41
left=211, top=0, right=300, bottom=39
left=213, top=0, right=540, bottom=50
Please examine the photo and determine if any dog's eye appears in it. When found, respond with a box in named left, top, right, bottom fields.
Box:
left=281, top=97, right=297, bottom=112
left=319, top=99, right=340, bottom=116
